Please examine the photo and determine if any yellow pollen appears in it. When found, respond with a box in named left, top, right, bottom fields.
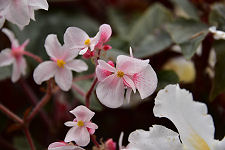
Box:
left=77, top=121, right=84, bottom=127
left=57, top=59, right=66, bottom=68
left=84, top=39, right=91, bottom=46
left=188, top=132, right=210, bottom=150
left=117, top=71, right=124, bottom=78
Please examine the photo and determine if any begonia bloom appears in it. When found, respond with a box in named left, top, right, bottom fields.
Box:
left=33, top=34, right=88, bottom=91
left=48, top=141, right=84, bottom=150
left=209, top=26, right=225, bottom=40
left=0, top=28, right=28, bottom=82
left=0, top=0, right=48, bottom=29
left=64, top=105, right=98, bottom=147
left=95, top=48, right=157, bottom=108
left=95, top=24, right=112, bottom=49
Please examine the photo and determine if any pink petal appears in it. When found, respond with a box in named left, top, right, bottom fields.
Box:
left=20, top=57, right=27, bottom=75
left=48, top=142, right=84, bottom=150
left=125, top=88, right=132, bottom=104
left=0, top=0, right=10, bottom=11
left=90, top=31, right=101, bottom=51
left=5, top=0, right=30, bottom=29
left=96, top=24, right=112, bottom=47
left=70, top=105, right=95, bottom=122
left=29, top=0, right=48, bottom=10
left=11, top=60, right=21, bottom=82
left=79, top=47, right=88, bottom=55
left=64, top=121, right=76, bottom=127
left=65, top=59, right=88, bottom=72
left=44, top=34, right=62, bottom=59
left=64, top=127, right=90, bottom=147
left=62, top=45, right=79, bottom=61
left=96, top=65, right=112, bottom=81
left=0, top=48, right=14, bottom=67
left=96, top=75, right=125, bottom=108
left=97, top=60, right=116, bottom=72
left=55, top=68, right=72, bottom=91
left=85, top=122, right=98, bottom=130
left=123, top=75, right=136, bottom=93
left=2, top=28, right=19, bottom=48
left=33, top=61, right=57, bottom=84
left=64, top=27, right=89, bottom=49
left=0, top=16, right=5, bottom=28
left=134, top=65, right=157, bottom=99
left=116, top=55, right=149, bottom=75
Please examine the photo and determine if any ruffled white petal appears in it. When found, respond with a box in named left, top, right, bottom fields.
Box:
left=116, top=55, right=149, bottom=75
left=55, top=68, right=72, bottom=91
left=214, top=137, right=225, bottom=150
left=126, top=125, right=182, bottom=150
left=96, top=75, right=124, bottom=108
left=134, top=65, right=158, bottom=99
left=153, top=84, right=215, bottom=150
left=29, top=0, right=48, bottom=10
left=2, top=28, right=19, bottom=48
left=65, top=59, right=88, bottom=72
left=69, top=105, right=95, bottom=122
left=0, top=48, right=14, bottom=67
left=33, top=61, right=57, bottom=84
left=44, top=34, right=62, bottom=59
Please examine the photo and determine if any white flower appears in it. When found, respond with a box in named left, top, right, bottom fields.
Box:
left=209, top=26, right=225, bottom=40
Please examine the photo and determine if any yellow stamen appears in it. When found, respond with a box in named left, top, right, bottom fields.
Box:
left=117, top=71, right=124, bottom=78
left=77, top=120, right=84, bottom=127
left=57, top=59, right=66, bottom=68
left=84, top=39, right=91, bottom=46
left=188, top=132, right=210, bottom=150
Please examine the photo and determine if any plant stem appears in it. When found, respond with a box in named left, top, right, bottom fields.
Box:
left=23, top=51, right=43, bottom=63
left=90, top=135, right=100, bottom=148
left=72, top=84, right=86, bottom=97
left=23, top=128, right=36, bottom=150
left=0, top=104, right=23, bottom=124
left=27, top=80, right=52, bottom=122
left=85, top=78, right=98, bottom=108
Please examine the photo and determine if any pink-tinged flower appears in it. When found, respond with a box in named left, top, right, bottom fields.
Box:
left=0, top=28, right=28, bottom=82
left=64, top=105, right=98, bottom=147
left=0, top=0, right=48, bottom=29
left=95, top=47, right=158, bottom=108
left=95, top=24, right=112, bottom=49
left=105, top=139, right=116, bottom=150
left=64, top=26, right=101, bottom=55
left=33, top=34, right=88, bottom=91
left=48, top=141, right=84, bottom=150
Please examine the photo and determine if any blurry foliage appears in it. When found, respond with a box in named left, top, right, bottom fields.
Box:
left=157, top=70, right=179, bottom=90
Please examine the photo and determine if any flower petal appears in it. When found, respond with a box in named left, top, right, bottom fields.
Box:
left=11, top=60, right=21, bottom=82
left=98, top=24, right=112, bottom=44
left=62, top=45, right=79, bottom=61
left=2, top=28, right=19, bottom=48
left=85, top=122, right=98, bottom=130
left=33, top=61, right=57, bottom=84
left=0, top=16, right=5, bottom=28
left=126, top=125, right=182, bottom=150
left=48, top=142, right=84, bottom=150
left=125, top=88, right=132, bottom=104
left=29, top=0, right=48, bottom=10
left=64, top=127, right=90, bottom=147
left=65, top=59, right=88, bottom=72
left=96, top=74, right=124, bottom=108
left=44, top=34, right=62, bottom=59
left=20, top=57, right=27, bottom=75
left=153, top=84, right=215, bottom=150
left=70, top=105, right=95, bottom=122
left=55, top=68, right=72, bottom=91
left=123, top=75, right=136, bottom=93
left=134, top=65, right=157, bottom=99
left=97, top=60, right=116, bottom=72
left=0, top=48, right=14, bottom=67
left=64, top=27, right=89, bottom=49
left=215, top=138, right=225, bottom=150
left=89, top=31, right=101, bottom=51
left=116, top=55, right=149, bottom=75
left=79, top=47, right=88, bottom=55
left=64, top=121, right=76, bottom=127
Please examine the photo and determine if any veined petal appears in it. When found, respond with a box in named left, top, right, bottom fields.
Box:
left=64, top=27, right=89, bottom=49
left=33, top=61, right=57, bottom=84
left=64, top=127, right=90, bottom=147
left=48, top=142, right=84, bottom=150
left=65, top=59, right=88, bottom=72
left=126, top=125, right=182, bottom=150
left=64, top=121, right=76, bottom=127
left=44, top=34, right=62, bottom=59
left=123, top=75, right=136, bottom=93
left=2, top=28, right=19, bottom=48
left=134, top=65, right=157, bottom=99
left=97, top=60, right=116, bottom=72
left=29, top=0, right=48, bottom=10
left=69, top=105, right=95, bottom=122
left=0, top=48, right=14, bottom=67
left=55, top=68, right=72, bottom=91
left=153, top=84, right=215, bottom=150
left=116, top=55, right=149, bottom=75
left=96, top=74, right=124, bottom=108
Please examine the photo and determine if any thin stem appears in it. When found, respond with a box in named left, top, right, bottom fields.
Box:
left=90, top=135, right=100, bottom=148
left=72, top=84, right=86, bottom=97
left=73, top=73, right=95, bottom=82
left=85, top=78, right=98, bottom=108
left=0, top=104, right=23, bottom=124
left=23, top=128, right=36, bottom=150
left=23, top=51, right=43, bottom=63
left=27, top=80, right=52, bottom=122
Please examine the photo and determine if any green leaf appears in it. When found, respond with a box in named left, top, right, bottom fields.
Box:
left=0, top=66, right=11, bottom=81
left=210, top=40, right=225, bottom=101
left=166, top=18, right=208, bottom=59
left=72, top=80, right=103, bottom=111
left=170, top=0, right=199, bottom=20
left=209, top=3, right=225, bottom=30
left=157, top=70, right=179, bottom=90
left=129, top=3, right=173, bottom=45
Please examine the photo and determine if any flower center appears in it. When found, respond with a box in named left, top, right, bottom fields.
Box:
left=57, top=59, right=66, bottom=68
left=117, top=71, right=124, bottom=78
left=84, top=39, right=91, bottom=46
left=77, top=120, right=84, bottom=127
